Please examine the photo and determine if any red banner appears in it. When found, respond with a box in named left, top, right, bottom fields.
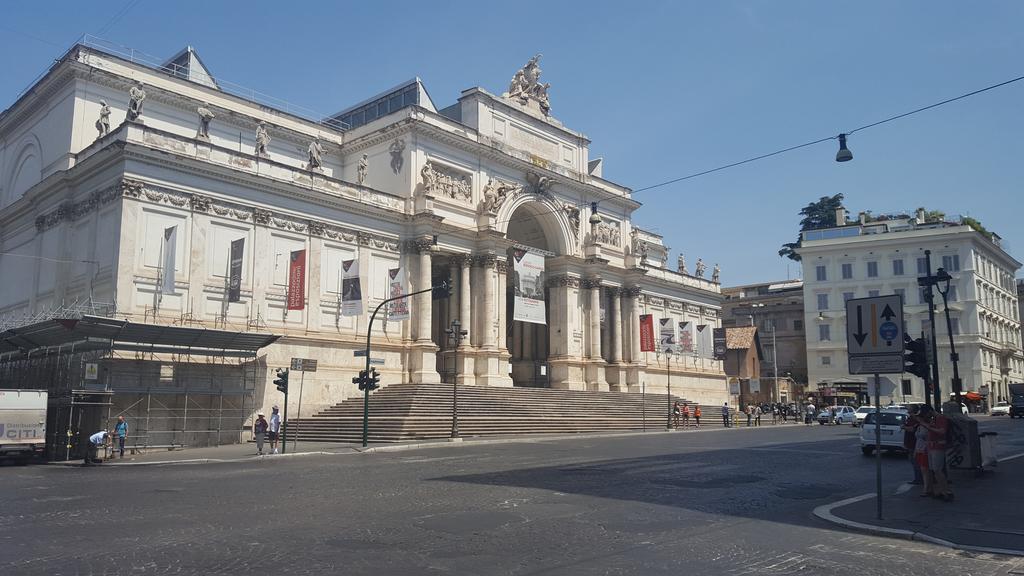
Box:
left=639, top=314, right=655, bottom=352
left=287, top=249, right=306, bottom=310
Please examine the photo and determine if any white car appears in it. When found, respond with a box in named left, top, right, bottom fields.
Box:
left=853, top=406, right=876, bottom=427
left=992, top=401, right=1011, bottom=416
left=860, top=410, right=909, bottom=455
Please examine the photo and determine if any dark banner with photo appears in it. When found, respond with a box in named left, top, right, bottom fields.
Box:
left=511, top=249, right=546, bottom=325
left=713, top=327, right=727, bottom=360
left=228, top=238, right=244, bottom=303
left=341, top=258, right=363, bottom=317
left=386, top=266, right=409, bottom=321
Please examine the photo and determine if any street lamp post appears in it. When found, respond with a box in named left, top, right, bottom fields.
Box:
left=917, top=250, right=944, bottom=409
left=664, top=349, right=674, bottom=430
left=446, top=319, right=468, bottom=439
left=934, top=267, right=963, bottom=406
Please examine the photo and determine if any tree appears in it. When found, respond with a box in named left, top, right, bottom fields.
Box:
left=778, top=194, right=845, bottom=261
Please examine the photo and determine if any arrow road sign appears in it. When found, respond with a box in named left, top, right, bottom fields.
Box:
left=846, top=294, right=904, bottom=375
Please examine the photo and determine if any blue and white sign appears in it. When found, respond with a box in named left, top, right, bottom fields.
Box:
left=846, top=294, right=904, bottom=375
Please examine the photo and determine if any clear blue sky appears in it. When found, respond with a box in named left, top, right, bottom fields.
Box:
left=2, top=1, right=1021, bottom=285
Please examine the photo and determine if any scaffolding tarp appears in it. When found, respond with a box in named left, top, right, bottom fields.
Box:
left=0, top=315, right=279, bottom=360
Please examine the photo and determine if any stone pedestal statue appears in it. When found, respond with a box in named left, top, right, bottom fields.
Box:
left=307, top=138, right=323, bottom=170
left=196, top=105, right=215, bottom=140
left=127, top=82, right=146, bottom=122
left=357, top=154, right=368, bottom=185
left=254, top=121, right=270, bottom=157
left=95, top=100, right=111, bottom=138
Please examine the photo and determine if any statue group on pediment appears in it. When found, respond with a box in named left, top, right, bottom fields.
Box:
left=506, top=54, right=551, bottom=116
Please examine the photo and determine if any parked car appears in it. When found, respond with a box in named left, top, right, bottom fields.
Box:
left=853, top=406, right=876, bottom=427
left=817, top=406, right=855, bottom=425
left=991, top=401, right=1011, bottom=416
left=860, top=410, right=909, bottom=455
left=1011, top=383, right=1024, bottom=418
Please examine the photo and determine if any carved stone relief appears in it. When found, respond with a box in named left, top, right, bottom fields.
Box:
left=421, top=161, right=472, bottom=203
left=594, top=221, right=621, bottom=247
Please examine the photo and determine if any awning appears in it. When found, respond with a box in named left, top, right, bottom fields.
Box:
left=0, top=315, right=279, bottom=360
left=964, top=392, right=983, bottom=402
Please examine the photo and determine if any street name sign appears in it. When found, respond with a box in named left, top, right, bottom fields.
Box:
left=846, top=294, right=904, bottom=375
left=290, top=357, right=318, bottom=372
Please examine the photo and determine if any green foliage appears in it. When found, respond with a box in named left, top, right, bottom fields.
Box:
left=917, top=207, right=946, bottom=223
left=961, top=216, right=992, bottom=239
left=778, top=193, right=845, bottom=262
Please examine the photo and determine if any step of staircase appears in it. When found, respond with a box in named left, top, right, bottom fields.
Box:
left=283, top=383, right=726, bottom=443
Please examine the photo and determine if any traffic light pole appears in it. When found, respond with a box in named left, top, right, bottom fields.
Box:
left=361, top=284, right=441, bottom=448
left=281, top=383, right=289, bottom=455
left=921, top=250, right=943, bottom=410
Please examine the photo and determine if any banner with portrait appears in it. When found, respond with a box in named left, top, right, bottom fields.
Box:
left=341, top=258, right=363, bottom=316
left=228, top=238, right=244, bottom=303
left=386, top=266, right=409, bottom=321
left=511, top=249, right=546, bottom=325
left=678, top=321, right=693, bottom=353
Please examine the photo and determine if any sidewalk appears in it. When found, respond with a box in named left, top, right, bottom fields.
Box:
left=816, top=455, right=1024, bottom=556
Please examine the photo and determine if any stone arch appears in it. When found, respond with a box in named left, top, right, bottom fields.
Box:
left=6, top=135, right=43, bottom=205
left=497, top=192, right=576, bottom=256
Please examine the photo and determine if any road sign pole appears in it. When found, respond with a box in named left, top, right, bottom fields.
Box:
left=874, top=372, right=882, bottom=520
left=294, top=371, right=305, bottom=452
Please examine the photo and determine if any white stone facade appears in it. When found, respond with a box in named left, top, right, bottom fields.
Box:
left=0, top=45, right=728, bottom=418
left=798, top=213, right=1023, bottom=405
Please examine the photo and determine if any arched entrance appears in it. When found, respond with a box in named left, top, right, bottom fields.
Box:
left=505, top=201, right=560, bottom=387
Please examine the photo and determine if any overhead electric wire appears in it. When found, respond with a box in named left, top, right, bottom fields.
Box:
left=493, top=70, right=1024, bottom=230
left=95, top=0, right=143, bottom=37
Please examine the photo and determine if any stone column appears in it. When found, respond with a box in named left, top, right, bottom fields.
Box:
left=588, top=279, right=602, bottom=359
left=481, top=254, right=497, bottom=349
left=496, top=259, right=508, bottom=352
left=609, top=287, right=622, bottom=364
left=408, top=237, right=439, bottom=384
left=627, top=287, right=642, bottom=363
left=416, top=240, right=433, bottom=344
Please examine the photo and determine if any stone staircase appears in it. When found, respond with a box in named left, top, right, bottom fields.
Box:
left=283, top=382, right=720, bottom=443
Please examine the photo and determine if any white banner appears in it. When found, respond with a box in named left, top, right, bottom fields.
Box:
left=511, top=249, right=546, bottom=325
left=659, top=318, right=679, bottom=354
left=696, top=324, right=714, bottom=358
left=160, top=226, right=177, bottom=295
left=341, top=258, right=363, bottom=316
left=386, top=266, right=409, bottom=321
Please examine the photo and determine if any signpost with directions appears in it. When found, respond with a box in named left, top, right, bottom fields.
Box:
left=287, top=358, right=317, bottom=452
left=845, top=293, right=904, bottom=522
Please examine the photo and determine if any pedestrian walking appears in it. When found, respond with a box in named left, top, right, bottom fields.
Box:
left=113, top=415, right=128, bottom=459
left=693, top=405, right=701, bottom=428
left=672, top=401, right=681, bottom=429
left=771, top=405, right=778, bottom=425
left=901, top=405, right=924, bottom=485
left=721, top=402, right=730, bottom=428
left=268, top=405, right=282, bottom=454
left=682, top=403, right=691, bottom=428
left=754, top=405, right=762, bottom=426
left=745, top=405, right=752, bottom=427
left=253, top=412, right=269, bottom=455
left=84, top=430, right=109, bottom=466
left=804, top=402, right=816, bottom=425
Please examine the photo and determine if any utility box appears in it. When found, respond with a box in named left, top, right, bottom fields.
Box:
left=945, top=413, right=995, bottom=471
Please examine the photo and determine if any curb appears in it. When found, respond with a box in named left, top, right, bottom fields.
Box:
left=815, top=453, right=1024, bottom=557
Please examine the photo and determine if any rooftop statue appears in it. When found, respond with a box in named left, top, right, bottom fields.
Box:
left=505, top=54, right=551, bottom=116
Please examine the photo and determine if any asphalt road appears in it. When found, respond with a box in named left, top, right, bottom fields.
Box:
left=3, top=417, right=1023, bottom=576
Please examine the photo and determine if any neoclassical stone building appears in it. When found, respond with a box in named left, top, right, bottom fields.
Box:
left=0, top=43, right=727, bottom=418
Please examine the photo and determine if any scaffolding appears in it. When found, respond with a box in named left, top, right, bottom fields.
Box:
left=0, top=315, right=277, bottom=460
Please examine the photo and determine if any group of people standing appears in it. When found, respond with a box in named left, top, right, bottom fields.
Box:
left=671, top=401, right=703, bottom=428
left=902, top=404, right=954, bottom=501
left=252, top=406, right=282, bottom=455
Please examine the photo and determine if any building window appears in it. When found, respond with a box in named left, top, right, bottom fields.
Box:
left=869, top=290, right=880, bottom=297
left=843, top=292, right=855, bottom=302
left=894, top=287, right=906, bottom=301
left=867, top=261, right=878, bottom=278
left=841, top=263, right=853, bottom=279
left=817, top=293, right=829, bottom=310
left=902, top=379, right=913, bottom=396
left=793, top=319, right=803, bottom=331
left=942, top=254, right=960, bottom=272
left=917, top=257, right=928, bottom=275
left=919, top=287, right=929, bottom=304
left=816, top=265, right=827, bottom=281
left=946, top=285, right=957, bottom=301
left=893, top=259, right=905, bottom=276
left=819, top=324, right=831, bottom=341
left=950, top=317, right=960, bottom=335
left=821, top=355, right=832, bottom=366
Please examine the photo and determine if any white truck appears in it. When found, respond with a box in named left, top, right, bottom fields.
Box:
left=0, top=389, right=47, bottom=464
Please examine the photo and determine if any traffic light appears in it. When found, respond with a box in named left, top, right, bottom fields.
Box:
left=353, top=370, right=367, bottom=390
left=904, top=335, right=929, bottom=379
left=432, top=278, right=451, bottom=300
left=366, top=367, right=380, bottom=391
left=274, top=368, right=290, bottom=394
